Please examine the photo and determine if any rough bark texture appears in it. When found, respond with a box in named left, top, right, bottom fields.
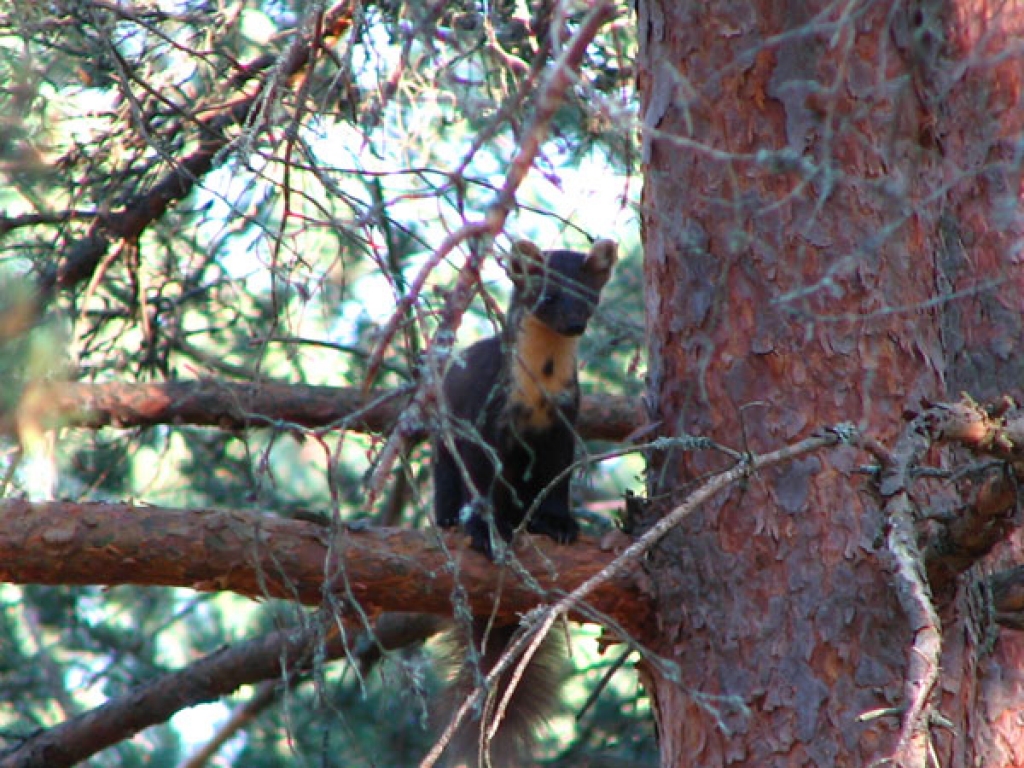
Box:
left=637, top=0, right=1023, bottom=765
left=0, top=500, right=651, bottom=636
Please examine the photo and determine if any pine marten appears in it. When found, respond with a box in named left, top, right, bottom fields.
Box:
left=434, top=238, right=618, bottom=552
left=432, top=238, right=617, bottom=766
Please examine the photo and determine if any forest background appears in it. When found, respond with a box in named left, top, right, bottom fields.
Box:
left=2, top=1, right=1024, bottom=767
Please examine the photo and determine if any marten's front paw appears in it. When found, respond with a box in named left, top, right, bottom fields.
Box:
left=527, top=513, right=579, bottom=544
left=466, top=514, right=516, bottom=558
left=466, top=516, right=494, bottom=557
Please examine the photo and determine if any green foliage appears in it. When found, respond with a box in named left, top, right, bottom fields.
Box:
left=233, top=656, right=439, bottom=768
left=0, top=0, right=651, bottom=765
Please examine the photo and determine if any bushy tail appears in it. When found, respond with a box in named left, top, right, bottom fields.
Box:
left=436, top=619, right=567, bottom=768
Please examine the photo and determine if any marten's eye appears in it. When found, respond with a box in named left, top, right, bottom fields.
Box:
left=539, top=291, right=560, bottom=309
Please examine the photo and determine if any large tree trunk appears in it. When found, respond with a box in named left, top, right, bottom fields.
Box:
left=637, top=1, right=1023, bottom=765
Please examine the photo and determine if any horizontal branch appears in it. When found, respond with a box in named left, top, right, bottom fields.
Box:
left=0, top=500, right=652, bottom=637
left=32, top=379, right=645, bottom=442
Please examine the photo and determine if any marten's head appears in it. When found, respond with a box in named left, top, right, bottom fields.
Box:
left=506, top=239, right=617, bottom=337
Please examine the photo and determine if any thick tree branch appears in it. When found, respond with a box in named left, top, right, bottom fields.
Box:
left=870, top=419, right=945, bottom=766
left=29, top=379, right=644, bottom=442
left=424, top=428, right=850, bottom=767
left=0, top=500, right=651, bottom=636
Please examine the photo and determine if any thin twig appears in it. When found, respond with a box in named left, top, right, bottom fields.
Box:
left=364, top=0, right=621, bottom=505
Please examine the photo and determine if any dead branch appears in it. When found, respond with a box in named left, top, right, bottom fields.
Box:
left=40, top=1, right=357, bottom=297
left=869, top=412, right=944, bottom=766
left=866, top=394, right=1024, bottom=767
left=181, top=612, right=447, bottom=768
left=0, top=620, right=328, bottom=768
left=423, top=428, right=844, bottom=768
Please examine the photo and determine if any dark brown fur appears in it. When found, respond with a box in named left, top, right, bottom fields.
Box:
left=436, top=621, right=568, bottom=767
left=433, top=238, right=617, bottom=552
left=432, top=239, right=617, bottom=766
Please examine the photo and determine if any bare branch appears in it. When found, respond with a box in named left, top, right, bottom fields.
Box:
left=39, top=1, right=357, bottom=297
left=0, top=621, right=328, bottom=768
left=423, top=428, right=843, bottom=768
left=868, top=405, right=955, bottom=766
left=823, top=396, right=1024, bottom=764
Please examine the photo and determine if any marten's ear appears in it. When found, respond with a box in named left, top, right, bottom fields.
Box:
left=507, top=240, right=547, bottom=286
left=585, top=239, right=617, bottom=283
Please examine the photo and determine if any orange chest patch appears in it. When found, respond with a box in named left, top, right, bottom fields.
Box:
left=508, top=315, right=579, bottom=430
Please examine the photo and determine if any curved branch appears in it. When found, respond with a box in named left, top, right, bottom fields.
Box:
left=871, top=421, right=941, bottom=767
left=423, top=428, right=845, bottom=767
left=0, top=612, right=444, bottom=768
left=0, top=621, right=325, bottom=768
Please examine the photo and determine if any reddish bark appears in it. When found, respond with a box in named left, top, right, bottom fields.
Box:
left=5, top=408, right=1024, bottom=765
left=0, top=499, right=651, bottom=637
left=22, top=380, right=643, bottom=442
left=637, top=0, right=1024, bottom=765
